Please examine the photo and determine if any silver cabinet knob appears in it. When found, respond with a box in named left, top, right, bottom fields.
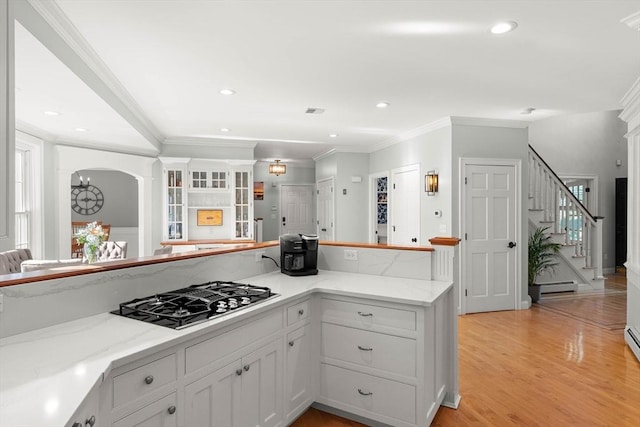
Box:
left=298, top=309, right=304, bottom=316
left=85, top=415, right=96, bottom=427
left=167, top=405, right=176, bottom=415
left=236, top=369, right=243, bottom=376
left=357, top=345, right=373, bottom=351
left=243, top=364, right=250, bottom=371
left=357, top=388, right=373, bottom=396
left=144, top=375, right=154, bottom=385
left=289, top=341, right=295, bottom=347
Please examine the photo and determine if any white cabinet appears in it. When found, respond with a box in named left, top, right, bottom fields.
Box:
left=184, top=339, right=283, bottom=427
left=285, top=323, right=312, bottom=422
left=233, top=169, right=252, bottom=239
left=160, top=158, right=189, bottom=241
left=112, top=393, right=177, bottom=427
left=284, top=298, right=313, bottom=423
left=318, top=296, right=432, bottom=427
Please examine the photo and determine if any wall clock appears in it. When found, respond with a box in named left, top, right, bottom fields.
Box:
left=71, top=184, right=105, bottom=215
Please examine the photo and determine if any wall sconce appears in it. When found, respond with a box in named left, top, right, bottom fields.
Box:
left=268, top=160, right=287, bottom=176
left=425, top=170, right=438, bottom=195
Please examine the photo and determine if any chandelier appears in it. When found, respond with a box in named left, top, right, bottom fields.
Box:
left=268, top=160, right=286, bottom=176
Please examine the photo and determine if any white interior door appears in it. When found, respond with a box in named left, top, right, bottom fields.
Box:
left=280, top=185, right=314, bottom=235
left=316, top=177, right=334, bottom=241
left=390, top=164, right=420, bottom=246
left=463, top=162, right=518, bottom=313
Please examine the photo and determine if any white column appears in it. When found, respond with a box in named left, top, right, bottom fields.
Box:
left=0, top=0, right=15, bottom=250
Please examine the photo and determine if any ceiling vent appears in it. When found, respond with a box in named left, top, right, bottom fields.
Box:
left=306, top=107, right=325, bottom=114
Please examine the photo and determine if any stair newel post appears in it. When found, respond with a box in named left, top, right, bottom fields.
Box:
left=592, top=219, right=604, bottom=281
left=553, top=182, right=560, bottom=232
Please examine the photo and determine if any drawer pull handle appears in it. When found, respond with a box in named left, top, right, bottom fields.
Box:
left=144, top=375, right=154, bottom=385
left=357, top=311, right=373, bottom=317
left=167, top=405, right=176, bottom=415
left=236, top=369, right=243, bottom=376
left=298, top=309, right=305, bottom=316
left=357, top=388, right=373, bottom=396
left=85, top=416, right=96, bottom=427
left=244, top=364, right=251, bottom=372
left=357, top=345, right=373, bottom=351
left=289, top=341, right=295, bottom=347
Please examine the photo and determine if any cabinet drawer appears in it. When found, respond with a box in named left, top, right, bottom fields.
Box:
left=112, top=354, right=177, bottom=409
left=321, top=323, right=416, bottom=377
left=287, top=299, right=310, bottom=326
left=186, top=310, right=282, bottom=373
left=320, top=364, right=416, bottom=425
left=321, top=298, right=416, bottom=332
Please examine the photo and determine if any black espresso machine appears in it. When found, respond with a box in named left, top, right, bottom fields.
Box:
left=280, top=233, right=319, bottom=276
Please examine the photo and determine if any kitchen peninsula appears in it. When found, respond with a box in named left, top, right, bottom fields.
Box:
left=0, top=241, right=459, bottom=427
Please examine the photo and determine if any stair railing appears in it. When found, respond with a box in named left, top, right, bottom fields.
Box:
left=528, top=145, right=604, bottom=281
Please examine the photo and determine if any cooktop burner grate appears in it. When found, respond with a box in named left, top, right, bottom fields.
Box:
left=111, top=280, right=278, bottom=329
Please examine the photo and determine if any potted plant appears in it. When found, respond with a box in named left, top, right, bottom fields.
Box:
left=528, top=226, right=561, bottom=303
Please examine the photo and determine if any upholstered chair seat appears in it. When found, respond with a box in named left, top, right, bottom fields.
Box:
left=96, top=241, right=127, bottom=261
left=153, top=246, right=172, bottom=256
left=21, top=258, right=83, bottom=272
left=0, top=249, right=33, bottom=275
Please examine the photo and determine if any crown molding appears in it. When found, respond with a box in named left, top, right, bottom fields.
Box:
left=15, top=120, right=55, bottom=142
left=55, top=138, right=159, bottom=158
left=312, top=148, right=337, bottom=162
left=622, top=11, right=640, bottom=31
left=620, top=76, right=640, bottom=124
left=18, top=0, right=164, bottom=149
left=449, top=116, right=530, bottom=128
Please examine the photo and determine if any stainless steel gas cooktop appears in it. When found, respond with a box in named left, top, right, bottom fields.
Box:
left=112, top=281, right=278, bottom=329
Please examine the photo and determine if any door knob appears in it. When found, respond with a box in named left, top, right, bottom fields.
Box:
left=411, top=237, right=417, bottom=243
left=508, top=241, right=517, bottom=248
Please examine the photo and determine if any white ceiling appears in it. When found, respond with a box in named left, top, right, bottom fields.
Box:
left=14, top=0, right=640, bottom=162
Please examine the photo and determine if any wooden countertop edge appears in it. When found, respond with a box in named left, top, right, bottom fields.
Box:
left=428, top=237, right=462, bottom=246
left=0, top=238, right=459, bottom=287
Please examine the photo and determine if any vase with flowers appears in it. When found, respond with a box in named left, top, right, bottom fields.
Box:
left=74, top=221, right=106, bottom=264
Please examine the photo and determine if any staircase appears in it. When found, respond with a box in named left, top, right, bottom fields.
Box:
left=528, top=145, right=605, bottom=291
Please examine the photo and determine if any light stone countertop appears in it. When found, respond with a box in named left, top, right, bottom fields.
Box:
left=0, top=270, right=452, bottom=427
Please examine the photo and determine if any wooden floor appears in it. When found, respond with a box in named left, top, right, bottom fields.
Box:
left=292, top=273, right=640, bottom=426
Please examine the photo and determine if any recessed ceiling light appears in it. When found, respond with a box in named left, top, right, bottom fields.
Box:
left=490, top=21, right=518, bottom=34
left=376, top=102, right=390, bottom=108
left=520, top=107, right=536, bottom=115
left=329, top=133, right=338, bottom=138
left=74, top=128, right=88, bottom=132
left=44, top=111, right=60, bottom=116
left=220, top=128, right=231, bottom=132
left=220, top=89, right=236, bottom=95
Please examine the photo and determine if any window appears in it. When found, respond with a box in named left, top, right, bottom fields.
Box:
left=15, top=132, right=43, bottom=256
left=15, top=148, right=29, bottom=249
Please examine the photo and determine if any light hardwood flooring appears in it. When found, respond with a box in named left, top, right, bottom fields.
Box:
left=292, top=273, right=640, bottom=426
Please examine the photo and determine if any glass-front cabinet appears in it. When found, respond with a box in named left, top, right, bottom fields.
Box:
left=161, top=159, right=189, bottom=241
left=234, top=169, right=252, bottom=239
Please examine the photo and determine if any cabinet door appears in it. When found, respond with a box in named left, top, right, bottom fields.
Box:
left=285, top=324, right=312, bottom=421
left=241, top=339, right=283, bottom=427
left=234, top=170, right=252, bottom=239
left=112, top=393, right=177, bottom=427
left=164, top=167, right=186, bottom=241
left=184, top=361, right=242, bottom=427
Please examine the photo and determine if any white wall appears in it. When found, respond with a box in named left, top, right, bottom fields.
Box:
left=0, top=1, right=15, bottom=252
left=72, top=169, right=138, bottom=226
left=370, top=125, right=453, bottom=241
left=528, top=110, right=628, bottom=272
left=316, top=152, right=369, bottom=242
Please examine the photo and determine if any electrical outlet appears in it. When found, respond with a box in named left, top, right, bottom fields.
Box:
left=255, top=251, right=265, bottom=262
left=0, top=294, right=4, bottom=313
left=344, top=249, right=358, bottom=261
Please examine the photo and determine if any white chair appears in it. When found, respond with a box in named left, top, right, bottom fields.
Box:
left=96, top=241, right=127, bottom=261
left=153, top=246, right=172, bottom=256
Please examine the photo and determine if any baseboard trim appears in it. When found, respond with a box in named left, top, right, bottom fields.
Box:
left=625, top=327, right=640, bottom=363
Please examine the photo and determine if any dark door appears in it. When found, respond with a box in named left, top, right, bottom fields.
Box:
left=615, top=178, right=627, bottom=268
